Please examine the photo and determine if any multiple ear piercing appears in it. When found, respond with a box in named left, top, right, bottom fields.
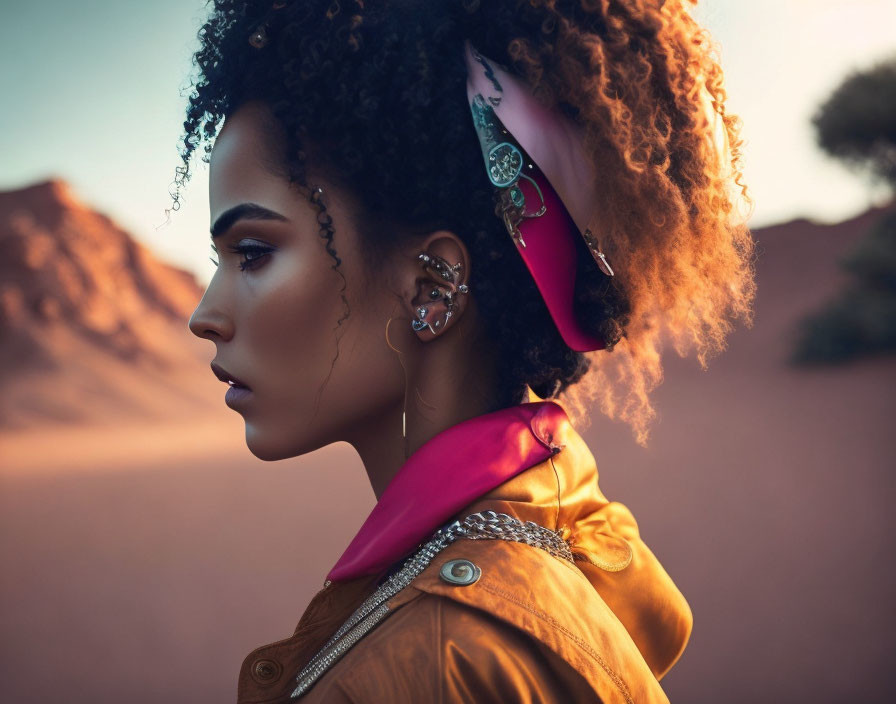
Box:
left=411, top=252, right=470, bottom=335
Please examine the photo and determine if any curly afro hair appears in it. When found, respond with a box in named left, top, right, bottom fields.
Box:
left=174, top=0, right=757, bottom=446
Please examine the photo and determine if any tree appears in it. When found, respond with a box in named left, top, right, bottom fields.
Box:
left=812, top=54, right=896, bottom=188
left=791, top=56, right=896, bottom=365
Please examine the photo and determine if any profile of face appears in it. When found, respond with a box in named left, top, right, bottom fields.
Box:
left=188, top=102, right=475, bottom=462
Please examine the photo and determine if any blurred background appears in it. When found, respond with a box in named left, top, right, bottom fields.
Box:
left=1, top=1, right=895, bottom=702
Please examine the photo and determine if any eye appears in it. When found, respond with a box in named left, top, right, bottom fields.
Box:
left=209, top=241, right=274, bottom=271
left=229, top=242, right=273, bottom=271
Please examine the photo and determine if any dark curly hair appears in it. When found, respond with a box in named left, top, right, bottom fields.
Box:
left=173, top=0, right=756, bottom=445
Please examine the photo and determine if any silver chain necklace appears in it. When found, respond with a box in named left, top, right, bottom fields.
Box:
left=290, top=509, right=575, bottom=699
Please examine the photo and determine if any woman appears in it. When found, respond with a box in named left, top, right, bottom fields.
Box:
left=183, top=1, right=755, bottom=701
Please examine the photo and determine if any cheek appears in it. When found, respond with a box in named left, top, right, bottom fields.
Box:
left=235, top=249, right=403, bottom=445
left=241, top=253, right=347, bottom=394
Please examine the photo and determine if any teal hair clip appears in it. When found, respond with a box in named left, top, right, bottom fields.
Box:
left=469, top=93, right=547, bottom=248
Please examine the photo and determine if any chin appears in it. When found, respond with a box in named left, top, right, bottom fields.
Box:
left=244, top=424, right=289, bottom=461
left=244, top=423, right=317, bottom=462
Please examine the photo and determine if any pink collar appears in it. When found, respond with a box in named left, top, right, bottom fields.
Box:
left=327, top=400, right=570, bottom=582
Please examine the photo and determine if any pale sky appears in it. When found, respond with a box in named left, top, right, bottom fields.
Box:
left=1, top=0, right=894, bottom=287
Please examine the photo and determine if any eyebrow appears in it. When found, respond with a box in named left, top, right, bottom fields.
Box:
left=210, top=203, right=289, bottom=239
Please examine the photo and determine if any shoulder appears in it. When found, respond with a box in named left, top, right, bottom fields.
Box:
left=312, top=588, right=596, bottom=703
left=410, top=538, right=667, bottom=704
left=313, top=538, right=669, bottom=704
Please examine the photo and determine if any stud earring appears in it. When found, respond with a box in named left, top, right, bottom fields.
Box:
left=248, top=23, right=269, bottom=48
left=412, top=306, right=430, bottom=332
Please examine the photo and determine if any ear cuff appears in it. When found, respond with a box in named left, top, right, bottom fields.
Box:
left=411, top=253, right=470, bottom=335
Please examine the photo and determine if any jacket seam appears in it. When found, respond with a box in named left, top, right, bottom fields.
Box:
left=476, top=580, right=634, bottom=704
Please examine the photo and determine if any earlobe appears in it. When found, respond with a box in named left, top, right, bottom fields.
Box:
left=409, top=252, right=471, bottom=338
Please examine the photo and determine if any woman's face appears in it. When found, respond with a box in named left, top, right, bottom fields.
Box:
left=188, top=102, right=408, bottom=460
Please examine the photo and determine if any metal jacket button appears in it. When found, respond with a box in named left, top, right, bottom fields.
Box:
left=440, top=559, right=481, bottom=585
left=252, top=658, right=281, bottom=683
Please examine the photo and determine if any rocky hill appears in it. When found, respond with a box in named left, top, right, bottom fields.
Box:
left=0, top=179, right=220, bottom=429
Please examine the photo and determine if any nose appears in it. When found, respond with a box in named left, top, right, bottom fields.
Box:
left=188, top=286, right=234, bottom=342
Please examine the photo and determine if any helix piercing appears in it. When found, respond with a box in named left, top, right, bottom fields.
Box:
left=411, top=252, right=470, bottom=335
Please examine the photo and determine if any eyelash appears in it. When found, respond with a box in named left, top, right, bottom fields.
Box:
left=209, top=243, right=273, bottom=271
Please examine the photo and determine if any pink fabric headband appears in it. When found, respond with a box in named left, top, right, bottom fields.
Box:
left=463, top=39, right=613, bottom=352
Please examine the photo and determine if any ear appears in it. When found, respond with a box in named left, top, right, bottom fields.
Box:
left=398, top=230, right=472, bottom=342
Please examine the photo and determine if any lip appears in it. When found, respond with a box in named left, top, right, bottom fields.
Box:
left=210, top=361, right=252, bottom=390
left=210, top=361, right=254, bottom=409
left=224, top=384, right=253, bottom=409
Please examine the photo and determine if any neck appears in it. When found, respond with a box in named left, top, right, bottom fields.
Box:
left=348, top=332, right=502, bottom=501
